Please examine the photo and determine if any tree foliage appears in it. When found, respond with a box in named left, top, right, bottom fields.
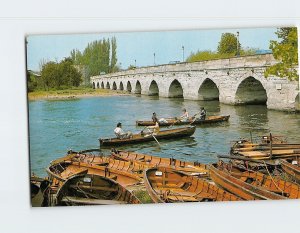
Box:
left=265, top=27, right=298, bottom=81
left=29, top=58, right=82, bottom=91
left=186, top=48, right=256, bottom=63
left=71, top=36, right=119, bottom=78
left=217, top=33, right=241, bottom=55
left=186, top=32, right=258, bottom=63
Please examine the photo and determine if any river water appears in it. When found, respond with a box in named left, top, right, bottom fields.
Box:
left=28, top=95, right=300, bottom=177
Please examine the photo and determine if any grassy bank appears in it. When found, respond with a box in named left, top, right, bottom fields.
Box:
left=28, top=87, right=129, bottom=100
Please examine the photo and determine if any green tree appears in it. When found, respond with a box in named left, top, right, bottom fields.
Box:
left=265, top=27, right=298, bottom=81
left=39, top=58, right=82, bottom=90
left=110, top=36, right=118, bottom=72
left=217, top=33, right=241, bottom=55
left=70, top=37, right=118, bottom=78
left=27, top=71, right=38, bottom=92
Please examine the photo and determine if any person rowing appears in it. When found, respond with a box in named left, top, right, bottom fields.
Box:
left=193, top=107, right=207, bottom=121
left=114, top=122, right=133, bottom=139
left=142, top=118, right=160, bottom=137
left=179, top=108, right=189, bottom=122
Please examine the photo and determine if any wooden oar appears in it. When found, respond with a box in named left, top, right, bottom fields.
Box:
left=167, top=118, right=181, bottom=128
left=147, top=128, right=161, bottom=147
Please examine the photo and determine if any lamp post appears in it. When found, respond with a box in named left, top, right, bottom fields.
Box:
left=182, top=46, right=185, bottom=62
left=153, top=53, right=156, bottom=66
left=236, top=31, right=240, bottom=57
left=134, top=59, right=136, bottom=67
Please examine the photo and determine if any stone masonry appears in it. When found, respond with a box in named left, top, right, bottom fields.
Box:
left=91, top=54, right=299, bottom=111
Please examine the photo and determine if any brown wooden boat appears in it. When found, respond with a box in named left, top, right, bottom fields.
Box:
left=46, top=160, right=142, bottom=187
left=99, top=126, right=196, bottom=147
left=144, top=167, right=241, bottom=203
left=231, top=137, right=300, bottom=160
left=51, top=151, right=147, bottom=177
left=111, top=149, right=208, bottom=176
left=55, top=173, right=141, bottom=206
left=231, top=150, right=300, bottom=160
left=280, top=157, right=300, bottom=184
left=209, top=164, right=289, bottom=200
left=136, top=115, right=230, bottom=127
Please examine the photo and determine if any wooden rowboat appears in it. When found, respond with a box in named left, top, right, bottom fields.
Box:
left=46, top=160, right=142, bottom=187
left=144, top=167, right=241, bottom=203
left=209, top=164, right=289, bottom=200
left=44, top=160, right=142, bottom=206
left=51, top=151, right=147, bottom=177
left=136, top=115, right=230, bottom=127
left=55, top=173, right=141, bottom=206
left=111, top=149, right=208, bottom=176
left=280, top=157, right=300, bottom=184
left=99, top=126, right=196, bottom=147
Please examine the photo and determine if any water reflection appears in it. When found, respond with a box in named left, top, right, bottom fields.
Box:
left=29, top=95, right=300, bottom=176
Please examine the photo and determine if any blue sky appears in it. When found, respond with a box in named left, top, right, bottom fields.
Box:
left=27, top=27, right=278, bottom=71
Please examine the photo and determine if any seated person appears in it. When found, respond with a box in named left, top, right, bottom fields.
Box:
left=142, top=119, right=160, bottom=136
left=114, top=122, right=132, bottom=139
left=180, top=108, right=189, bottom=122
left=193, top=107, right=207, bottom=121
left=152, top=112, right=168, bottom=124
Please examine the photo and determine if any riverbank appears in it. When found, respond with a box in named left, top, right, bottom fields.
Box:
left=28, top=88, right=129, bottom=100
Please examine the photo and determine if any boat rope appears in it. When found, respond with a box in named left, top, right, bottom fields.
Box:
left=262, top=161, right=284, bottom=196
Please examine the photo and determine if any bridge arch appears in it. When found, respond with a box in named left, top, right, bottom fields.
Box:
left=198, top=78, right=219, bottom=100
left=112, top=81, right=117, bottom=90
left=168, top=79, right=183, bottom=98
left=235, top=76, right=267, bottom=105
left=119, top=81, right=124, bottom=90
left=126, top=81, right=132, bottom=92
left=135, top=80, right=142, bottom=94
left=106, top=82, right=110, bottom=89
left=101, top=81, right=104, bottom=89
left=149, top=80, right=159, bottom=96
left=97, top=82, right=100, bottom=88
left=92, top=82, right=95, bottom=89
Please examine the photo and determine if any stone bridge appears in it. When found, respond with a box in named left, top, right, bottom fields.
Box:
left=90, top=54, right=299, bottom=111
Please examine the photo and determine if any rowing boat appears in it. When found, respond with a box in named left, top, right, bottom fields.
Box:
left=99, top=126, right=196, bottom=147
left=231, top=138, right=300, bottom=160
left=209, top=163, right=290, bottom=200
left=46, top=160, right=142, bottom=187
left=51, top=151, right=147, bottom=177
left=111, top=149, right=208, bottom=176
left=136, top=115, right=230, bottom=126
left=55, top=173, right=141, bottom=206
left=280, top=157, right=300, bottom=184
left=144, top=167, right=241, bottom=203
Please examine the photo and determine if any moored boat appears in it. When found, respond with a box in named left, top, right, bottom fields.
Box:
left=99, top=126, right=196, bottom=147
left=46, top=160, right=142, bottom=187
left=144, top=167, right=241, bottom=203
left=55, top=173, right=141, bottom=206
left=111, top=149, right=208, bottom=176
left=280, top=157, right=300, bottom=184
left=51, top=150, right=146, bottom=175
left=136, top=115, right=230, bottom=127
left=209, top=163, right=290, bottom=200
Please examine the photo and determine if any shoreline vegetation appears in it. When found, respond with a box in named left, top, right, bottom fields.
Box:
left=28, top=87, right=129, bottom=101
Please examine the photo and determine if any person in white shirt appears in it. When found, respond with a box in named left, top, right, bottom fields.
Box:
left=180, top=108, right=189, bottom=122
left=114, top=122, right=132, bottom=139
